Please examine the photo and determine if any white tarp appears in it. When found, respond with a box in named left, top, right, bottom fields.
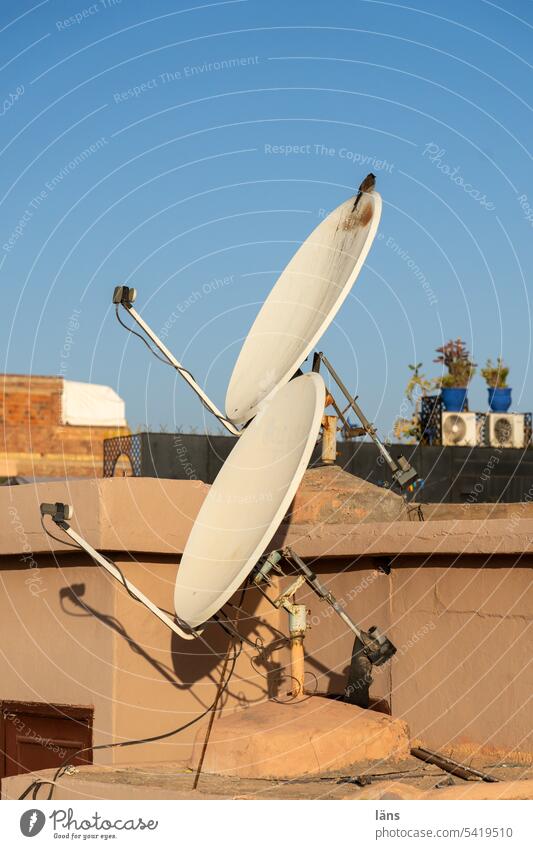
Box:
left=61, top=379, right=127, bottom=427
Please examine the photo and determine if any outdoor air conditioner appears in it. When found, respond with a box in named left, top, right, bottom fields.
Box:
left=441, top=412, right=477, bottom=447
left=488, top=413, right=525, bottom=449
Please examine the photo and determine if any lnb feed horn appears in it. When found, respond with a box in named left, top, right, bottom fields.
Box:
left=113, top=285, right=137, bottom=306
left=40, top=502, right=73, bottom=522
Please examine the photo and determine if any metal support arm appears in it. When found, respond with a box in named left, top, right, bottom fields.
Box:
left=113, top=286, right=240, bottom=436
left=40, top=502, right=199, bottom=641
left=313, top=351, right=418, bottom=489
left=254, top=548, right=396, bottom=667
left=282, top=548, right=396, bottom=666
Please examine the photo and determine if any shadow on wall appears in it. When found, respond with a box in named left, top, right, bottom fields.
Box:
left=59, top=583, right=284, bottom=707
left=59, top=583, right=385, bottom=710
left=170, top=588, right=287, bottom=705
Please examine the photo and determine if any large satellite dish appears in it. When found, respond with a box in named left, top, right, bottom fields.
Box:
left=174, top=372, right=325, bottom=629
left=225, top=190, right=382, bottom=425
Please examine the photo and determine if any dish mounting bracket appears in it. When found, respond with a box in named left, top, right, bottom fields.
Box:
left=312, top=351, right=418, bottom=489
left=253, top=548, right=396, bottom=668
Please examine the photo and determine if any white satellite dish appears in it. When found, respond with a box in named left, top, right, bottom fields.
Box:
left=225, top=190, right=382, bottom=425
left=174, top=372, right=325, bottom=629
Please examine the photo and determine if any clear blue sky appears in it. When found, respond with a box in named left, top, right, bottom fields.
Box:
left=2, top=0, right=532, bottom=434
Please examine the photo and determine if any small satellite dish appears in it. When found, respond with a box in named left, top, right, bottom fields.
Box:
left=225, top=190, right=381, bottom=424
left=174, top=372, right=325, bottom=628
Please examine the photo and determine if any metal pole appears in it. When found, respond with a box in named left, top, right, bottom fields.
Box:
left=321, top=415, right=337, bottom=464
left=318, top=352, right=397, bottom=468
left=317, top=352, right=417, bottom=487
left=285, top=548, right=363, bottom=640
left=288, top=604, right=307, bottom=698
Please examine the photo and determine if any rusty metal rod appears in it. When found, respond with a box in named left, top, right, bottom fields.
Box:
left=192, top=644, right=233, bottom=790
left=411, top=747, right=499, bottom=783
left=192, top=602, right=245, bottom=790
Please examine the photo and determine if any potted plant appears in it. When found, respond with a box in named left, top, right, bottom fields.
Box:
left=394, top=363, right=436, bottom=442
left=434, top=338, right=476, bottom=412
left=481, top=357, right=511, bottom=412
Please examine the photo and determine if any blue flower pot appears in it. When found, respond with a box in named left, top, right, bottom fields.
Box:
left=441, top=387, right=468, bottom=412
left=488, top=386, right=511, bottom=413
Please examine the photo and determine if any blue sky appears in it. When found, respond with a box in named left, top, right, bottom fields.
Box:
left=1, top=0, right=532, bottom=434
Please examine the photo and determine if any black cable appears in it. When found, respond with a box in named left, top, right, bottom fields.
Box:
left=102, top=553, right=144, bottom=604
left=40, top=515, right=80, bottom=549
left=45, top=517, right=233, bottom=661
left=115, top=305, right=186, bottom=372
left=33, top=511, right=255, bottom=799
left=212, top=611, right=262, bottom=651
left=41, top=515, right=146, bottom=606
left=25, top=517, right=247, bottom=801
left=19, top=639, right=242, bottom=800
left=115, top=305, right=237, bottom=433
left=224, top=600, right=288, bottom=641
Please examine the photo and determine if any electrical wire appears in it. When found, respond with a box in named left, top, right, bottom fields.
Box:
left=115, top=305, right=237, bottom=433
left=33, top=518, right=303, bottom=796
left=224, top=599, right=288, bottom=641
left=18, top=639, right=242, bottom=801
left=102, top=553, right=144, bottom=604
left=21, top=519, right=246, bottom=799
left=41, top=514, right=147, bottom=606
left=115, top=305, right=186, bottom=373
left=212, top=611, right=263, bottom=651
left=40, top=515, right=80, bottom=549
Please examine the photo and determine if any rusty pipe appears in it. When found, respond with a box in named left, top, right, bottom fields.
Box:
left=289, top=604, right=307, bottom=699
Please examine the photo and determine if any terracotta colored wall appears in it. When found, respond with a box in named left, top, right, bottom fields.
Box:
left=389, top=556, right=533, bottom=757
left=1, top=374, right=128, bottom=478
left=423, top=502, right=533, bottom=521
left=108, top=552, right=533, bottom=763
left=0, top=555, right=115, bottom=761
left=110, top=556, right=285, bottom=765
left=304, top=555, right=533, bottom=759
left=1, top=478, right=531, bottom=768
left=0, top=549, right=531, bottom=767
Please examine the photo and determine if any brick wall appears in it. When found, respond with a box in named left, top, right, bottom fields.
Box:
left=1, top=374, right=129, bottom=478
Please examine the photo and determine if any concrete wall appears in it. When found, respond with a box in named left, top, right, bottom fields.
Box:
left=110, top=556, right=284, bottom=765
left=0, top=548, right=286, bottom=767
left=2, top=548, right=529, bottom=764
left=1, top=478, right=531, bottom=770
left=0, top=555, right=115, bottom=760
left=389, top=556, right=532, bottom=757
left=305, top=555, right=533, bottom=759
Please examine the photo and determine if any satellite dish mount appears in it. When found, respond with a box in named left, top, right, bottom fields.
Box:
left=253, top=548, right=396, bottom=706
left=312, top=352, right=418, bottom=489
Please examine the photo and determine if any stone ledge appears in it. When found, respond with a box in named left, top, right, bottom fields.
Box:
left=3, top=477, right=533, bottom=562
left=188, top=696, right=410, bottom=779
left=276, top=517, right=533, bottom=558
left=0, top=477, right=208, bottom=557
